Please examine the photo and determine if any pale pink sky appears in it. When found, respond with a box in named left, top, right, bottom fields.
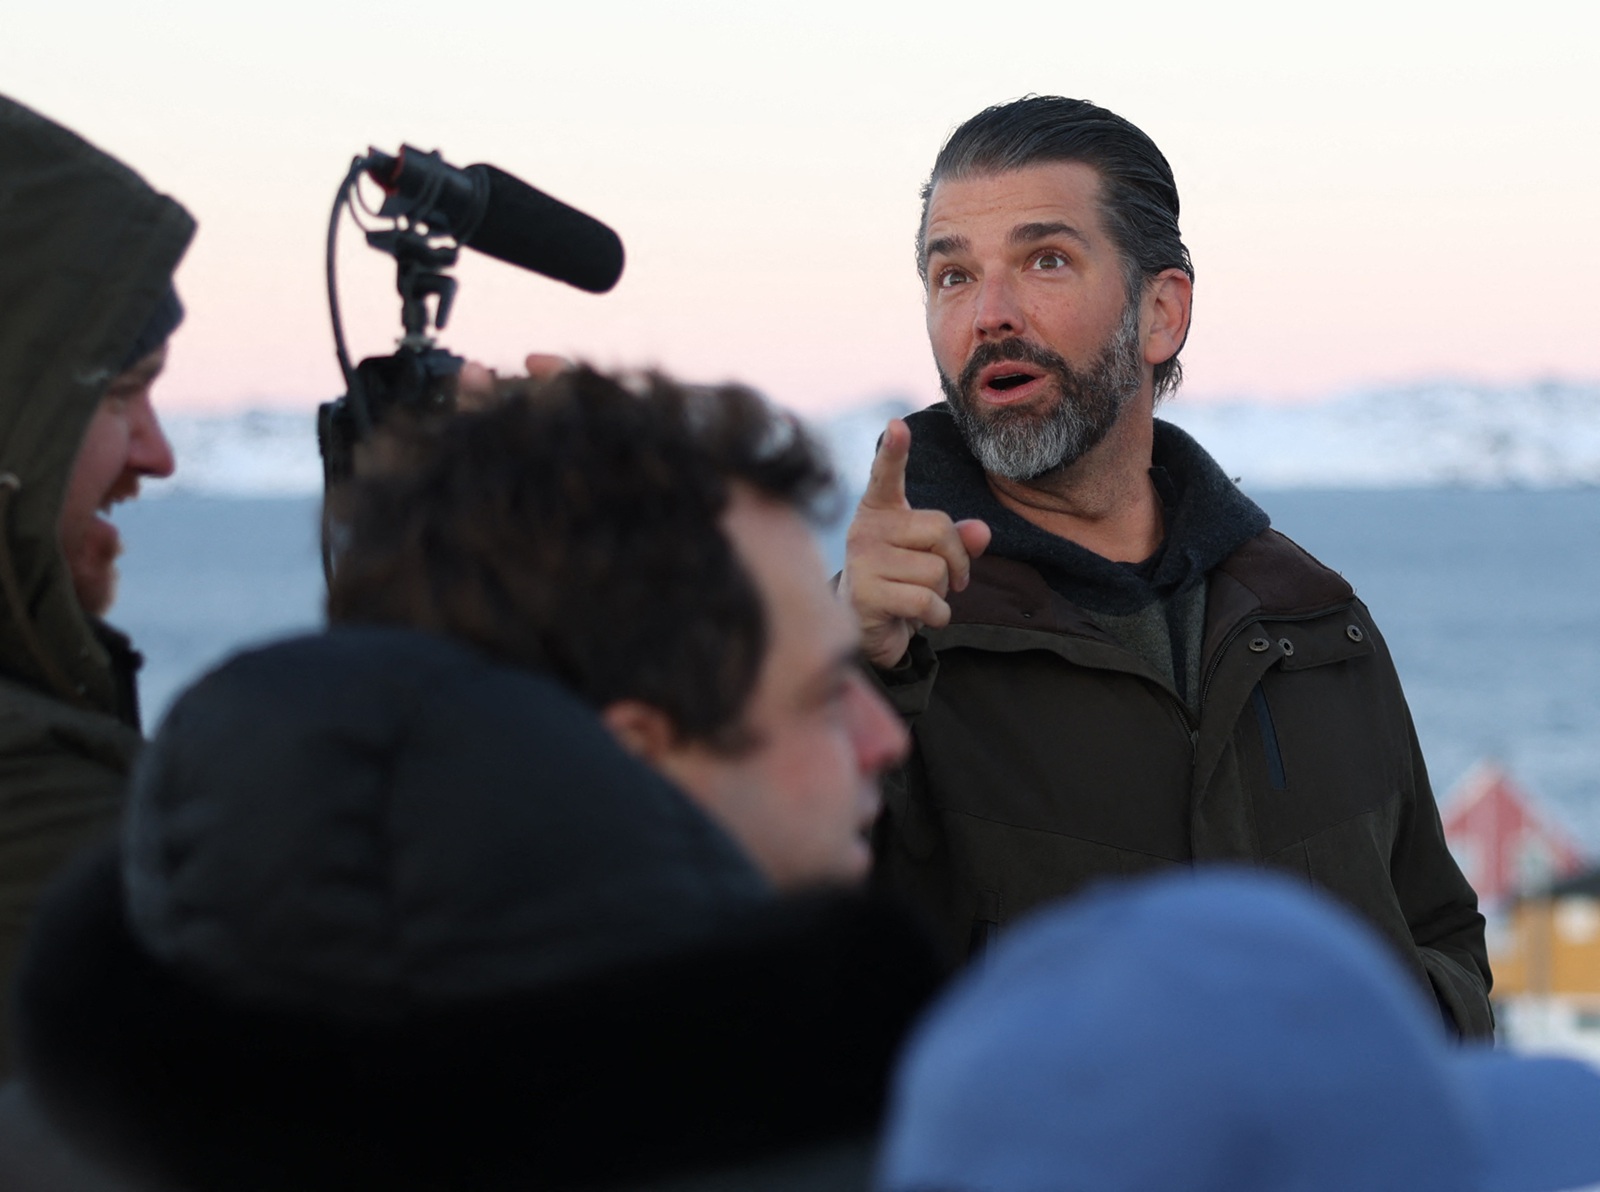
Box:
left=6, top=1, right=1597, bottom=414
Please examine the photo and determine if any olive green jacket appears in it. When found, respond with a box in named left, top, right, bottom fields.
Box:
left=0, top=95, right=194, bottom=1072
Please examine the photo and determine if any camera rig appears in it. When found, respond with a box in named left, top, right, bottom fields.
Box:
left=318, top=149, right=465, bottom=491
left=317, top=145, right=624, bottom=580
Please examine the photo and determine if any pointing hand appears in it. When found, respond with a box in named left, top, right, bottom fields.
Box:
left=839, top=419, right=991, bottom=669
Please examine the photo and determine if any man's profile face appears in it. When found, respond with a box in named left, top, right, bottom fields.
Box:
left=922, top=162, right=1148, bottom=479
left=651, top=488, right=909, bottom=889
left=57, top=344, right=176, bottom=616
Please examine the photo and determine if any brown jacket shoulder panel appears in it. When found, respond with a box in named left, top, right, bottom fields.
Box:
left=937, top=556, right=1165, bottom=686
left=1214, top=528, right=1354, bottom=616
left=946, top=555, right=1101, bottom=636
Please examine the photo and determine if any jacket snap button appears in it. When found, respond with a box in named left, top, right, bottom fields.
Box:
left=1021, top=611, right=1034, bottom=619
left=1248, top=637, right=1271, bottom=653
left=1346, top=624, right=1364, bottom=642
left=1278, top=638, right=1295, bottom=657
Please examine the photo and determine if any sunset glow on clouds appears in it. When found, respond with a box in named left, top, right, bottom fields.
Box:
left=6, top=0, right=1597, bottom=414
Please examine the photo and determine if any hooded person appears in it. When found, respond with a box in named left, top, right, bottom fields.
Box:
left=877, top=869, right=1600, bottom=1192
left=2, top=626, right=948, bottom=1191
left=0, top=95, right=191, bottom=1075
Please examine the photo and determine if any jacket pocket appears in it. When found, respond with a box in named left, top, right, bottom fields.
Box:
left=1251, top=682, right=1287, bottom=791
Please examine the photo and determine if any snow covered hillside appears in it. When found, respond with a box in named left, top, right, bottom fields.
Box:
left=152, top=380, right=1600, bottom=498
left=817, top=381, right=1600, bottom=494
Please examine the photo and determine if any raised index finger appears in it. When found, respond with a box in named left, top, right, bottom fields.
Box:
left=861, top=418, right=912, bottom=511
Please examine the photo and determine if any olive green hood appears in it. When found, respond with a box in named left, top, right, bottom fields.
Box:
left=0, top=94, right=195, bottom=716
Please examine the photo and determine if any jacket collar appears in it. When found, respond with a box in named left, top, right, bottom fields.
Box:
left=950, top=529, right=1356, bottom=636
left=91, top=619, right=143, bottom=730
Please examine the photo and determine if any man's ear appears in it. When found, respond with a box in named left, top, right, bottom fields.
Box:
left=1142, top=267, right=1193, bottom=368
left=599, top=699, right=681, bottom=764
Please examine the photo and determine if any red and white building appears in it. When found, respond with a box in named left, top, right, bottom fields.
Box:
left=1440, top=760, right=1587, bottom=909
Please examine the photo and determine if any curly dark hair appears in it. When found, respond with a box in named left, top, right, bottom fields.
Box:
left=326, top=367, right=837, bottom=750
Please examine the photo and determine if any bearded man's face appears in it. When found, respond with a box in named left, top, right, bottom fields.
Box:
left=920, top=163, right=1150, bottom=482
left=939, top=296, right=1143, bottom=481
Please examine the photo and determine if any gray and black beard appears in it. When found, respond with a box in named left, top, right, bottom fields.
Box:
left=939, top=301, right=1144, bottom=482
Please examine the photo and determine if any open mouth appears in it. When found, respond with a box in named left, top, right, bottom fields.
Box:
left=988, top=372, right=1034, bottom=392
left=98, top=479, right=140, bottom=518
left=975, top=360, right=1047, bottom=404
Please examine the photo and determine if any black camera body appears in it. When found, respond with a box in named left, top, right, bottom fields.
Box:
left=316, top=345, right=460, bottom=486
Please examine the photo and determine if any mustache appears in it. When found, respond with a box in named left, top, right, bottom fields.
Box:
left=957, top=338, right=1073, bottom=395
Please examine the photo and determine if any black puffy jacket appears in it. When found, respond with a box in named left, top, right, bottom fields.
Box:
left=6, top=628, right=946, bottom=1190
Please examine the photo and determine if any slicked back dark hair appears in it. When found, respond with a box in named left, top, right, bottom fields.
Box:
left=918, top=95, right=1194, bottom=399
left=326, top=367, right=837, bottom=751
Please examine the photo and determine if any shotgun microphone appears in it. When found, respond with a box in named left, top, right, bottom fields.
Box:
left=364, top=146, right=625, bottom=294
left=318, top=140, right=631, bottom=587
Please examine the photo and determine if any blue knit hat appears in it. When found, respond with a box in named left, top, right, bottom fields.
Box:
left=878, top=869, right=1600, bottom=1192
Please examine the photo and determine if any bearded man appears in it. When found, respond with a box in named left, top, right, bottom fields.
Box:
left=840, top=96, right=1493, bottom=1037
left=0, top=94, right=189, bottom=1077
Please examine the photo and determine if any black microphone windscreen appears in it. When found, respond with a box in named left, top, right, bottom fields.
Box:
left=467, top=166, right=624, bottom=294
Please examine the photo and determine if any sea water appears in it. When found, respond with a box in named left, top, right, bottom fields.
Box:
left=113, top=488, right=1600, bottom=849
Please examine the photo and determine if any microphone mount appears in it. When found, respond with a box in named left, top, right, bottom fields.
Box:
left=365, top=225, right=459, bottom=348
left=316, top=143, right=625, bottom=587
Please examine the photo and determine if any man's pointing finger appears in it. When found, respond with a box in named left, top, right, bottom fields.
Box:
left=860, top=418, right=911, bottom=511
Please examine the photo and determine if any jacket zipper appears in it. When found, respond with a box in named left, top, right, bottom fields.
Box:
left=1251, top=682, right=1288, bottom=790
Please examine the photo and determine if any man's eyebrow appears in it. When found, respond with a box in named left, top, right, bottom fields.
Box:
left=1011, top=221, right=1090, bottom=248
left=924, top=233, right=969, bottom=261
